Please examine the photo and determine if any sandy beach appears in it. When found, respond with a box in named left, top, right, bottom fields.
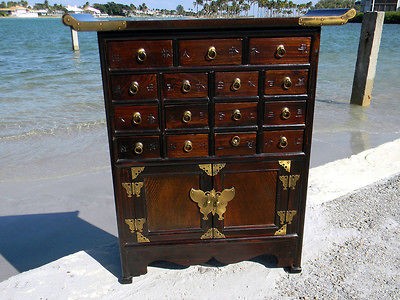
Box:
left=0, top=138, right=399, bottom=299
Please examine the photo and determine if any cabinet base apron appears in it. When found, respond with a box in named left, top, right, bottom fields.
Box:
left=120, top=235, right=300, bottom=283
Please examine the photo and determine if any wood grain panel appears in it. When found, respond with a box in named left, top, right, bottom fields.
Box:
left=163, top=73, right=208, bottom=99
left=110, top=74, right=157, bottom=101
left=179, top=38, right=242, bottom=66
left=264, top=69, right=308, bottom=95
left=116, top=136, right=160, bottom=160
left=215, top=71, right=258, bottom=97
left=222, top=171, right=277, bottom=227
left=249, top=37, right=311, bottom=64
left=215, top=102, right=258, bottom=127
left=263, top=130, right=304, bottom=153
left=166, top=134, right=209, bottom=158
left=264, top=101, right=306, bottom=126
left=165, top=104, right=208, bottom=129
left=145, top=174, right=201, bottom=231
left=114, top=105, right=159, bottom=131
left=215, top=132, right=257, bottom=156
left=107, top=40, right=173, bottom=69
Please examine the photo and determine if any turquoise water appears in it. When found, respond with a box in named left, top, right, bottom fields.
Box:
left=0, top=18, right=399, bottom=180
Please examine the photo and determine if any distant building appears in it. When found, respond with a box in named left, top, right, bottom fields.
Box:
left=0, top=6, right=39, bottom=17
left=65, top=5, right=84, bottom=14
left=361, top=0, right=400, bottom=11
left=83, top=6, right=102, bottom=17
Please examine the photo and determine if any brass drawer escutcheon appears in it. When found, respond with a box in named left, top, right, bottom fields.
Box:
left=190, top=187, right=235, bottom=220
left=134, top=142, right=144, bottom=155
left=207, top=46, right=217, bottom=60
left=279, top=136, right=288, bottom=149
left=181, top=80, right=191, bottom=93
left=231, top=136, right=241, bottom=147
left=137, top=48, right=147, bottom=63
left=182, top=110, right=192, bottom=123
left=183, top=140, right=193, bottom=153
left=231, top=78, right=241, bottom=91
left=282, top=76, right=292, bottom=90
left=129, top=81, right=139, bottom=95
left=276, top=44, right=286, bottom=58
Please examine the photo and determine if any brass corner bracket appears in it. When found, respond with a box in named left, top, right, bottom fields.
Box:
left=201, top=228, right=226, bottom=239
left=131, top=167, right=145, bottom=180
left=199, top=163, right=226, bottom=176
left=279, top=160, right=291, bottom=173
left=125, top=218, right=150, bottom=243
left=299, top=8, right=356, bottom=27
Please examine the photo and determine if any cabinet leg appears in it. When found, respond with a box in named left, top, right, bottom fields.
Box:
left=119, top=276, right=133, bottom=284
left=285, top=265, right=302, bottom=274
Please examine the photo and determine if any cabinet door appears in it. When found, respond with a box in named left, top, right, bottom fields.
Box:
left=212, top=160, right=302, bottom=238
left=117, top=164, right=212, bottom=244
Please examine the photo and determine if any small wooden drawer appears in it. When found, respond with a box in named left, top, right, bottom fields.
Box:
left=110, top=74, right=157, bottom=101
left=166, top=134, right=209, bottom=158
left=249, top=37, right=311, bottom=65
left=113, top=105, right=159, bottom=131
left=264, top=70, right=308, bottom=95
left=215, top=102, right=258, bottom=127
left=263, top=130, right=303, bottom=153
left=165, top=104, right=208, bottom=129
left=215, top=132, right=257, bottom=156
left=116, top=136, right=160, bottom=160
left=264, top=101, right=306, bottom=126
left=163, top=73, right=208, bottom=100
left=215, top=71, right=258, bottom=98
left=107, top=40, right=173, bottom=69
left=179, top=39, right=242, bottom=66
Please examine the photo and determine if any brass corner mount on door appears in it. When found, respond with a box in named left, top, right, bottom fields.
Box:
left=190, top=188, right=235, bottom=221
left=274, top=210, right=297, bottom=236
left=201, top=228, right=226, bottom=239
left=198, top=163, right=226, bottom=176
left=279, top=160, right=291, bottom=173
left=125, top=218, right=150, bottom=243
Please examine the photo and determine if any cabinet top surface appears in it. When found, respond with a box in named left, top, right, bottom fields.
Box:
left=62, top=8, right=356, bottom=32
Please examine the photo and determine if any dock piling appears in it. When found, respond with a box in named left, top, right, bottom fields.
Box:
left=70, top=28, right=80, bottom=51
left=350, top=12, right=384, bottom=106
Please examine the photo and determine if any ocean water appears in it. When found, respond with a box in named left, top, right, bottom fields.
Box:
left=0, top=18, right=399, bottom=181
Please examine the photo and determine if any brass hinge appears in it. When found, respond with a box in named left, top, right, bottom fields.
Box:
left=190, top=188, right=235, bottom=220
left=125, top=218, right=150, bottom=243
left=122, top=182, right=143, bottom=198
left=279, top=160, right=291, bottom=173
left=200, top=228, right=226, bottom=239
left=274, top=210, right=297, bottom=235
left=199, top=163, right=226, bottom=176
left=279, top=175, right=300, bottom=190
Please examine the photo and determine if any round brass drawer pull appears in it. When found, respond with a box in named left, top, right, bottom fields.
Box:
left=231, top=136, right=241, bottom=147
left=276, top=44, right=286, bottom=58
left=137, top=48, right=147, bottom=63
left=207, top=46, right=217, bottom=60
left=182, top=111, right=192, bottom=123
left=134, top=142, right=144, bottom=155
left=282, top=77, right=292, bottom=90
left=231, top=78, right=241, bottom=91
left=279, top=136, right=288, bottom=149
left=132, top=112, right=142, bottom=125
left=281, top=107, right=291, bottom=120
left=183, top=140, right=193, bottom=153
left=182, top=80, right=191, bottom=93
left=232, top=109, right=242, bottom=121
left=129, top=81, right=139, bottom=95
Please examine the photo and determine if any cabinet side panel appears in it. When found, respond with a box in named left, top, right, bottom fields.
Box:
left=145, top=175, right=201, bottom=231
left=222, top=171, right=276, bottom=227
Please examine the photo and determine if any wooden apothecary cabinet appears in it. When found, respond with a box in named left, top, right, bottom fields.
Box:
left=63, top=9, right=355, bottom=283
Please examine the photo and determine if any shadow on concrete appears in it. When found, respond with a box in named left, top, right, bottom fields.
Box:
left=0, top=211, right=121, bottom=278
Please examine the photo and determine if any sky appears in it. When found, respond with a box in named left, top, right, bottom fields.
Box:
left=34, top=0, right=310, bottom=11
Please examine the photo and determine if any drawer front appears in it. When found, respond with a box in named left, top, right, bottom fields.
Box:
left=110, top=74, right=157, bottom=101
left=114, top=105, right=159, bottom=131
left=163, top=73, right=208, bottom=100
left=249, top=37, right=311, bottom=65
left=264, top=101, right=306, bottom=126
left=116, top=136, right=160, bottom=160
left=107, top=40, right=173, bottom=69
left=167, top=134, right=209, bottom=158
left=264, top=70, right=308, bottom=95
left=165, top=104, right=208, bottom=129
left=179, top=39, right=242, bottom=66
left=263, top=130, right=303, bottom=153
left=215, top=102, right=258, bottom=127
left=215, top=132, right=257, bottom=156
left=215, top=71, right=258, bottom=98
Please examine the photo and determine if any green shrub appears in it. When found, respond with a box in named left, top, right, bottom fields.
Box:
left=349, top=11, right=400, bottom=24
